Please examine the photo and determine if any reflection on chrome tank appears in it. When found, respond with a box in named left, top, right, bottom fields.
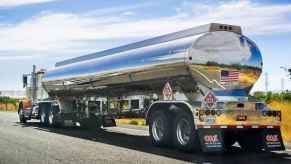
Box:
left=42, top=23, right=262, bottom=96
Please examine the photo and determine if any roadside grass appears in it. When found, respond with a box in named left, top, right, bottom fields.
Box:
left=115, top=118, right=146, bottom=126
left=268, top=101, right=291, bottom=143
left=0, top=103, right=17, bottom=112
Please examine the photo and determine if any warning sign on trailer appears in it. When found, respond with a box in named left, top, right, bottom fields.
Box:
left=203, top=91, right=217, bottom=108
left=163, top=82, right=173, bottom=100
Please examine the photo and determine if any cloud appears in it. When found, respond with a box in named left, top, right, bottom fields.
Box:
left=0, top=0, right=291, bottom=61
left=0, top=0, right=57, bottom=8
left=186, top=0, right=291, bottom=35
left=122, top=11, right=135, bottom=16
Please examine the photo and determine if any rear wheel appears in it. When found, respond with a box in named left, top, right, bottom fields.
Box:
left=149, top=110, right=172, bottom=147
left=40, top=109, right=48, bottom=126
left=48, top=110, right=58, bottom=127
left=173, top=110, right=199, bottom=151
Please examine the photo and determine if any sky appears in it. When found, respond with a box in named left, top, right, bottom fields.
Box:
left=0, top=0, right=290, bottom=92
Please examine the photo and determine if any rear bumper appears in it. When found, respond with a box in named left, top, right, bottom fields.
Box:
left=197, top=126, right=285, bottom=153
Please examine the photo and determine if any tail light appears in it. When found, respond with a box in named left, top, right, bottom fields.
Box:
left=262, top=110, right=281, bottom=121
left=198, top=109, right=223, bottom=116
left=272, top=111, right=277, bottom=117
left=205, top=110, right=211, bottom=116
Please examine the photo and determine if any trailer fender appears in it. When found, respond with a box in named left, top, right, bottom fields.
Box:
left=145, top=101, right=194, bottom=125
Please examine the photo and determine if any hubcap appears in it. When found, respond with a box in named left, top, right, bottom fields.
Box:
left=152, top=117, right=164, bottom=142
left=49, top=111, right=53, bottom=125
left=41, top=111, right=45, bottom=123
left=176, top=118, right=191, bottom=146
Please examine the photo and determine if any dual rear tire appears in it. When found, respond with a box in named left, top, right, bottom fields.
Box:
left=40, top=108, right=60, bottom=127
left=40, top=108, right=48, bottom=126
left=149, top=110, right=199, bottom=151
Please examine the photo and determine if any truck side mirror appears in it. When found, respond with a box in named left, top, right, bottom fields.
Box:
left=23, top=75, right=28, bottom=88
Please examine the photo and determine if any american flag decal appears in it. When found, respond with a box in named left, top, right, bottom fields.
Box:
left=220, top=70, right=240, bottom=86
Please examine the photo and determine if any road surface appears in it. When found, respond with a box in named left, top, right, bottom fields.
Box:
left=0, top=111, right=291, bottom=164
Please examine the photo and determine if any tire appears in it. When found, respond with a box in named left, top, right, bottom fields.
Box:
left=149, top=110, right=172, bottom=147
left=173, top=110, right=199, bottom=151
left=48, top=109, right=57, bottom=127
left=18, top=108, right=27, bottom=123
left=40, top=109, right=48, bottom=126
left=238, top=132, right=263, bottom=152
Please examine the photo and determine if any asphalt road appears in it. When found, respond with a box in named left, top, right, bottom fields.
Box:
left=0, top=112, right=291, bottom=164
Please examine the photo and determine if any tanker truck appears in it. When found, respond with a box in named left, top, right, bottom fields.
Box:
left=18, top=23, right=285, bottom=153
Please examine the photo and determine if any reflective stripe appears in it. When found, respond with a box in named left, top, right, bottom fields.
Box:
left=196, top=125, right=280, bottom=129
left=203, top=125, right=211, bottom=128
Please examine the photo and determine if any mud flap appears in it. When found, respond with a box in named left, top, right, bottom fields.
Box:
left=102, top=115, right=116, bottom=127
left=262, top=128, right=285, bottom=151
left=197, top=129, right=224, bottom=152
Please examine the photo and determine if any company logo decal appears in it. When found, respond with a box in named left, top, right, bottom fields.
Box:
left=266, top=134, right=279, bottom=142
left=204, top=135, right=218, bottom=143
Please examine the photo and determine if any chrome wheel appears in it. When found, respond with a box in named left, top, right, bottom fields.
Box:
left=48, top=111, right=54, bottom=125
left=41, top=111, right=46, bottom=123
left=176, top=118, right=191, bottom=146
left=152, top=117, right=165, bottom=142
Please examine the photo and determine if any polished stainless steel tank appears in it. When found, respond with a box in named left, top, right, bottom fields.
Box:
left=42, top=23, right=262, bottom=96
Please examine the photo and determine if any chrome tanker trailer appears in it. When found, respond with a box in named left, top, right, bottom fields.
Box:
left=18, top=23, right=285, bottom=153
